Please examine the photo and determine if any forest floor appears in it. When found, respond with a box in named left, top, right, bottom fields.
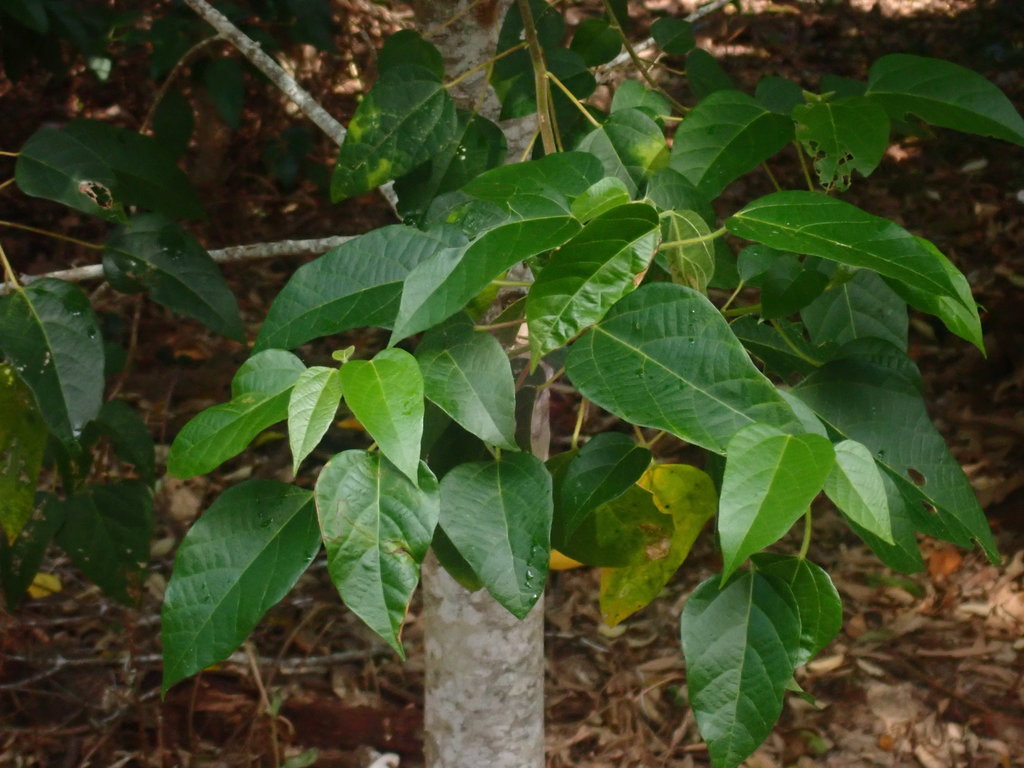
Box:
left=1, top=1, right=1023, bottom=766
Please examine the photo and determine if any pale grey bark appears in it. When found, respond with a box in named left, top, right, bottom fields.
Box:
left=415, top=3, right=547, bottom=767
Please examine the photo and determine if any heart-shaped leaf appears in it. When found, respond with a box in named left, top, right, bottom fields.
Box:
left=315, top=451, right=439, bottom=655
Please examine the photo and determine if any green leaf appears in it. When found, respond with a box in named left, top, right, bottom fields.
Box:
left=726, top=192, right=979, bottom=335
left=686, top=48, right=736, bottom=100
left=751, top=553, right=842, bottom=665
left=331, top=64, right=457, bottom=200
left=824, top=439, right=893, bottom=544
left=0, top=279, right=104, bottom=444
left=718, top=423, right=834, bottom=578
left=794, top=339, right=998, bottom=562
left=527, top=202, right=660, bottom=361
left=800, top=267, right=908, bottom=351
left=254, top=225, right=462, bottom=351
left=339, top=349, right=423, bottom=484
left=730, top=316, right=820, bottom=379
left=642, top=167, right=714, bottom=225
left=161, top=480, right=320, bottom=693
left=754, top=76, right=804, bottom=115
left=93, top=399, right=156, bottom=484
left=600, top=464, right=715, bottom=625
left=104, top=214, right=244, bottom=341
left=315, top=451, right=439, bottom=655
left=661, top=209, right=715, bottom=293
left=56, top=481, right=153, bottom=603
left=846, top=470, right=924, bottom=574
left=439, top=453, right=552, bottom=618
left=1, top=0, right=48, bottom=33
left=378, top=29, right=444, bottom=79
left=566, top=284, right=803, bottom=454
left=551, top=432, right=651, bottom=558
left=577, top=109, right=669, bottom=195
left=0, top=364, right=46, bottom=540
left=15, top=119, right=204, bottom=221
left=395, top=110, right=507, bottom=224
left=1, top=495, right=66, bottom=609
left=570, top=18, right=622, bottom=67
left=737, top=246, right=829, bottom=320
left=415, top=313, right=518, bottom=450
left=865, top=54, right=1024, bottom=146
left=152, top=89, right=194, bottom=159
left=611, top=80, right=672, bottom=120
left=570, top=177, right=632, bottom=222
left=390, top=215, right=581, bottom=342
left=167, top=350, right=306, bottom=478
left=201, top=57, right=245, bottom=129
left=460, top=151, right=605, bottom=213
left=681, top=571, right=801, bottom=768
left=288, top=366, right=343, bottom=473
left=651, top=17, right=695, bottom=56
left=793, top=97, right=890, bottom=190
left=670, top=90, right=793, bottom=200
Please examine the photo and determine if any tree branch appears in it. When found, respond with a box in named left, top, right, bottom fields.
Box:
left=181, top=0, right=347, bottom=146
left=0, top=235, right=355, bottom=295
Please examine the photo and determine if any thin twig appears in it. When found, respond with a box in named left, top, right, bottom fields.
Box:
left=517, top=0, right=557, bottom=155
left=181, top=0, right=347, bottom=146
left=0, top=235, right=355, bottom=294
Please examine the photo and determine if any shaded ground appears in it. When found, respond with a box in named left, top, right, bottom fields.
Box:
left=1, top=1, right=1023, bottom=766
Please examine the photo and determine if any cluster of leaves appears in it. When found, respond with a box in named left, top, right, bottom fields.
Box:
left=3, top=3, right=1024, bottom=766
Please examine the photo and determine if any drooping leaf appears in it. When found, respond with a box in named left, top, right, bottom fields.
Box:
left=439, top=453, right=552, bottom=618
left=794, top=339, right=998, bottom=561
left=846, top=470, right=925, bottom=574
left=167, top=350, right=306, bottom=478
left=339, top=349, right=423, bottom=484
left=686, top=49, right=736, bottom=100
left=104, top=214, right=244, bottom=341
left=570, top=17, right=621, bottom=67
left=651, top=17, right=695, bottom=56
left=600, top=464, right=715, bottom=625
left=0, top=494, right=66, bottom=609
left=793, top=97, right=890, bottom=190
left=727, top=192, right=980, bottom=344
left=718, top=423, right=834, bottom=578
left=93, top=399, right=156, bottom=484
left=681, top=571, right=801, bottom=768
left=661, top=209, right=716, bottom=293
left=15, top=119, right=204, bottom=221
left=315, top=451, right=439, bottom=655
left=557, top=483, right=664, bottom=567
left=55, top=481, right=153, bottom=603
left=800, top=267, right=908, bottom=351
left=378, top=29, right=444, bottom=79
left=865, top=53, right=1024, bottom=146
left=670, top=89, right=793, bottom=199
left=577, top=109, right=669, bottom=195
left=288, top=366, right=343, bottom=473
left=415, top=313, right=518, bottom=450
left=730, top=316, right=821, bottom=379
left=0, top=279, right=104, bottom=444
left=751, top=553, right=842, bottom=665
left=610, top=80, right=672, bottom=120
left=390, top=214, right=581, bottom=342
left=0, top=364, right=46, bottom=540
left=566, top=283, right=803, bottom=454
left=737, top=245, right=829, bottom=319
left=395, top=110, right=507, bottom=224
left=527, top=202, right=660, bottom=360
left=754, top=75, right=804, bottom=115
left=824, top=439, right=893, bottom=544
left=161, top=480, right=320, bottom=693
left=570, top=177, right=632, bottom=222
left=331, top=64, right=458, bottom=201
left=254, top=225, right=463, bottom=351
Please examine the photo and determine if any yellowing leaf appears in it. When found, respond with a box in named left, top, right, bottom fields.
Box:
left=27, top=572, right=62, bottom=598
left=549, top=549, right=585, bottom=571
left=0, top=363, right=47, bottom=542
left=600, top=464, right=716, bottom=626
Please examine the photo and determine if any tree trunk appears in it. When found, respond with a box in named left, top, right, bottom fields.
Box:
left=412, top=3, right=547, bottom=766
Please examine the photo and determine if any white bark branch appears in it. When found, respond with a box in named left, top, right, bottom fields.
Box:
left=181, top=0, right=347, bottom=146
left=0, top=235, right=354, bottom=294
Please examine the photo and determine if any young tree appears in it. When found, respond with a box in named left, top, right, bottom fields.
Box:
left=2, top=2, right=1021, bottom=767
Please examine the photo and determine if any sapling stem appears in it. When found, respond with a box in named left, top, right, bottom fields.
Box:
left=474, top=318, right=525, bottom=331
left=722, top=302, right=760, bottom=318
left=660, top=225, right=727, bottom=250
left=0, top=178, right=15, bottom=192
left=794, top=141, right=816, bottom=192
left=0, top=242, right=22, bottom=291
left=491, top=279, right=533, bottom=288
left=770, top=318, right=823, bottom=367
left=798, top=510, right=813, bottom=560
left=0, top=220, right=104, bottom=250
left=517, top=0, right=557, bottom=154
left=570, top=398, right=588, bottom=450
left=0, top=150, right=18, bottom=157
left=537, top=366, right=566, bottom=391
left=719, top=280, right=746, bottom=314
left=761, top=161, right=782, bottom=192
